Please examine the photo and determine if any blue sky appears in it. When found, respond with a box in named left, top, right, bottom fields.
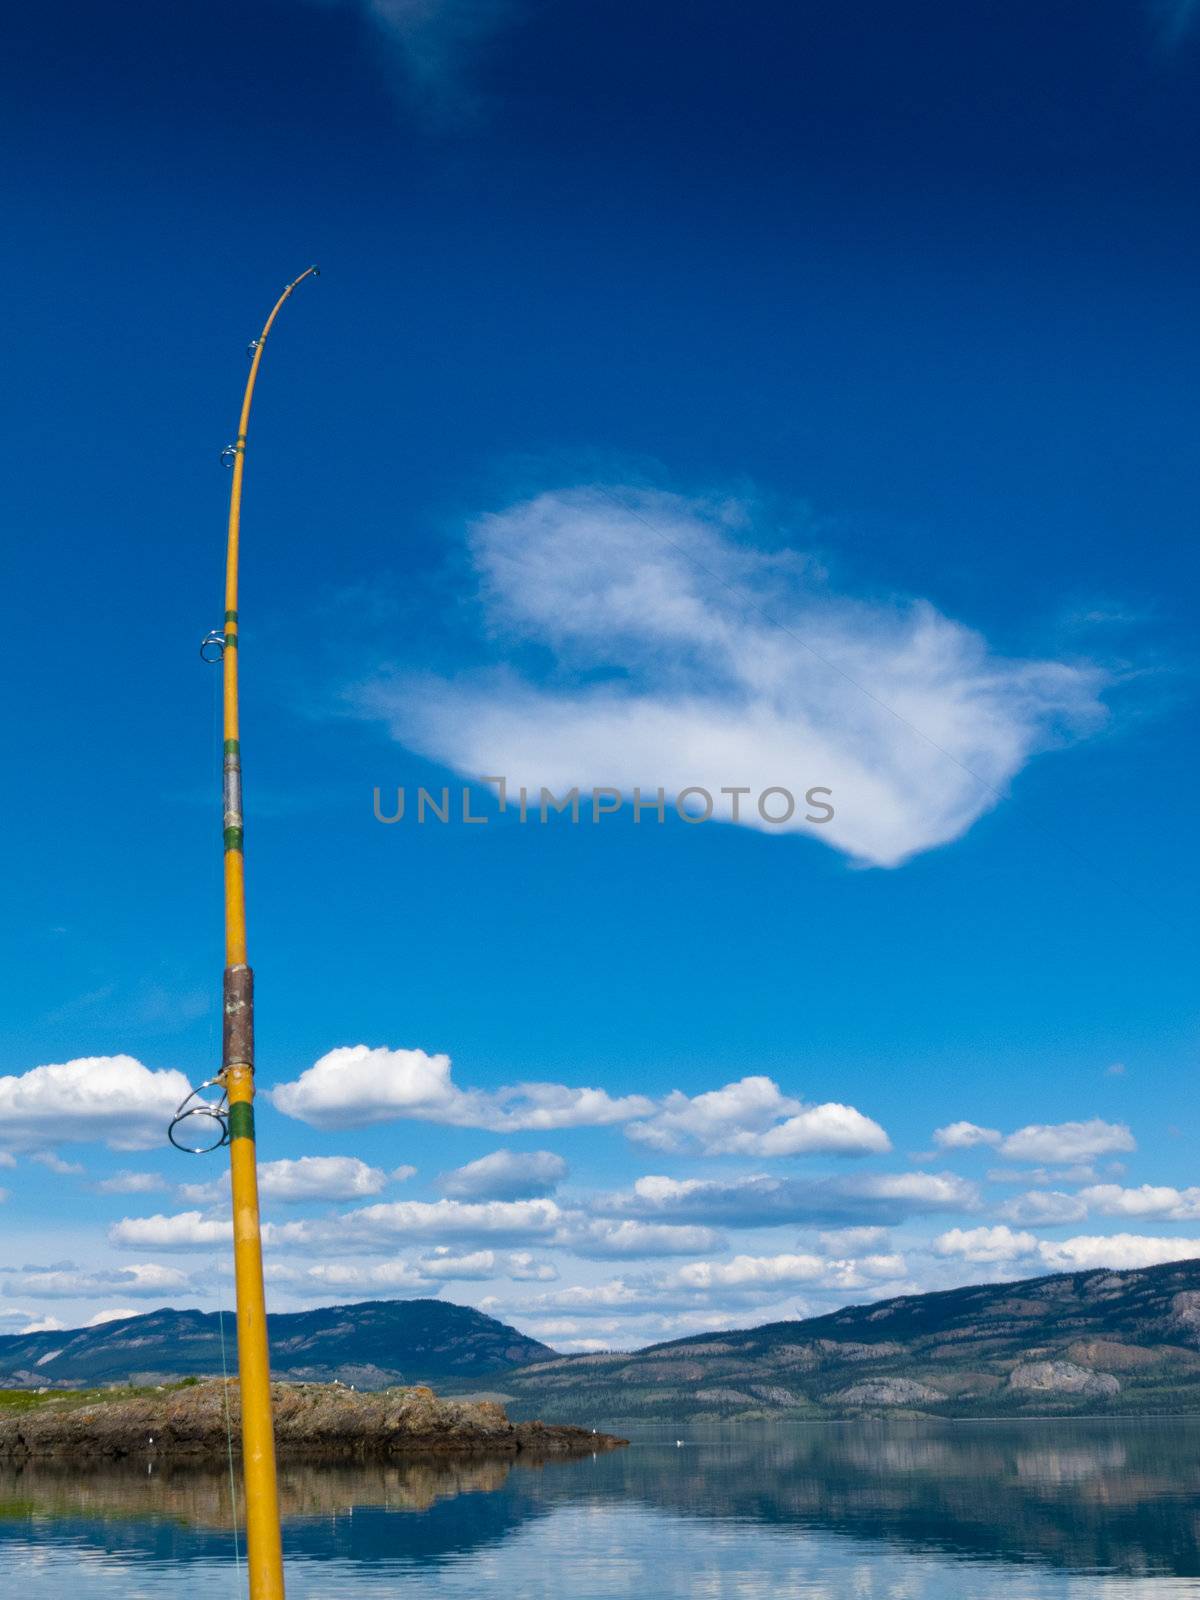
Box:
left=1, top=0, right=1199, bottom=1347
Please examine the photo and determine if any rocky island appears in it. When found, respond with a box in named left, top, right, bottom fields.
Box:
left=0, top=1380, right=627, bottom=1463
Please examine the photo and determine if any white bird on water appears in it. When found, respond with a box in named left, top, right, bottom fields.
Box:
left=675, top=1439, right=684, bottom=1447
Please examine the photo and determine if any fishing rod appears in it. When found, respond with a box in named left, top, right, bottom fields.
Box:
left=173, top=265, right=319, bottom=1600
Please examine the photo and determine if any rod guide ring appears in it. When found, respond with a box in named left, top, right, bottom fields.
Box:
left=168, top=1078, right=230, bottom=1154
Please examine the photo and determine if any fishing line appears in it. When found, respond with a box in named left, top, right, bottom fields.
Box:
left=218, top=1293, right=243, bottom=1586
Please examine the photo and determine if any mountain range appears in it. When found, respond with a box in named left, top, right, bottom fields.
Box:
left=0, top=1299, right=550, bottom=1390
left=502, top=1257, right=1200, bottom=1419
left=6, top=1259, right=1200, bottom=1418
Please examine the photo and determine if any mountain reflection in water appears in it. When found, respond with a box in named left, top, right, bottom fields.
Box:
left=1, top=1419, right=1198, bottom=1597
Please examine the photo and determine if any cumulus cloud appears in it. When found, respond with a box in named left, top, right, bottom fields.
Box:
left=270, top=1044, right=652, bottom=1132
left=437, top=1148, right=567, bottom=1201
left=109, top=1211, right=230, bottom=1250
left=674, top=1253, right=827, bottom=1290
left=8, top=1262, right=190, bottom=1299
left=260, top=1156, right=391, bottom=1203
left=182, top=1156, right=395, bottom=1206
left=817, top=1226, right=892, bottom=1253
left=305, top=1258, right=432, bottom=1292
left=416, top=1248, right=497, bottom=1279
left=506, top=1251, right=558, bottom=1282
left=354, top=486, right=1106, bottom=868
left=998, top=1190, right=1088, bottom=1226
left=1036, top=1233, right=1200, bottom=1271
left=933, top=1225, right=1038, bottom=1263
left=19, top=1316, right=65, bottom=1333
left=1078, top=1184, right=1200, bottom=1221
left=523, top=1280, right=644, bottom=1314
left=997, top=1119, right=1135, bottom=1164
left=612, top=1170, right=979, bottom=1228
left=94, top=1171, right=169, bottom=1195
left=0, top=1056, right=191, bottom=1151
left=31, top=1152, right=84, bottom=1176
left=325, top=1196, right=563, bottom=1250
left=625, top=1076, right=890, bottom=1157
left=933, top=1118, right=1135, bottom=1168
left=85, top=1308, right=139, bottom=1326
left=559, top=1219, right=722, bottom=1259
left=933, top=1121, right=1002, bottom=1150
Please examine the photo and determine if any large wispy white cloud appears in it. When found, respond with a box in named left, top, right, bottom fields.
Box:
left=0, top=1056, right=190, bottom=1151
left=355, top=486, right=1106, bottom=868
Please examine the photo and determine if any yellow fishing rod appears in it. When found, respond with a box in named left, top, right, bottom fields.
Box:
left=175, top=265, right=319, bottom=1600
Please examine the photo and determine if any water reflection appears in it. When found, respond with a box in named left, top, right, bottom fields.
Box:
left=1, top=1419, right=1198, bottom=1594
left=590, top=1422, right=1200, bottom=1576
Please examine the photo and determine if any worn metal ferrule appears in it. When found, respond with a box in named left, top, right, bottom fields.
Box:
left=222, top=963, right=255, bottom=1072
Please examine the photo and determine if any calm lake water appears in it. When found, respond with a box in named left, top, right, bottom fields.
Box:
left=3, top=1419, right=1199, bottom=1598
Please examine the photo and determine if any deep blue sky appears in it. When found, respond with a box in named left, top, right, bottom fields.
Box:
left=1, top=0, right=1197, bottom=1343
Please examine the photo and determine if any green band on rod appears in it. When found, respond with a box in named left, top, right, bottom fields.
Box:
left=228, top=1102, right=255, bottom=1141
left=224, top=826, right=244, bottom=852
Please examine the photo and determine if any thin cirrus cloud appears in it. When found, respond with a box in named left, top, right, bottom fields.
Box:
left=1154, top=0, right=1200, bottom=46
left=304, top=0, right=522, bottom=119
left=437, top=1148, right=568, bottom=1201
left=933, top=1117, right=1135, bottom=1164
left=352, top=486, right=1107, bottom=869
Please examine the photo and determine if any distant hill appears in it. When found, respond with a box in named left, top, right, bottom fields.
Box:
left=0, top=1299, right=551, bottom=1391
left=502, top=1258, right=1200, bottom=1420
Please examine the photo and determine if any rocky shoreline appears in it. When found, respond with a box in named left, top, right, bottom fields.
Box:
left=0, top=1381, right=628, bottom=1463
